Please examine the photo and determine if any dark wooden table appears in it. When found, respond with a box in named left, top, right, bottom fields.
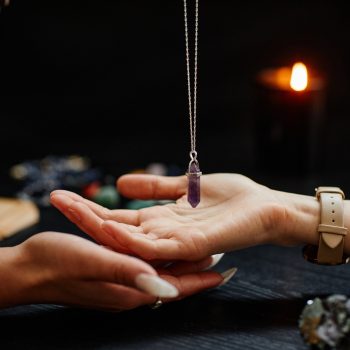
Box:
left=1, top=207, right=350, bottom=350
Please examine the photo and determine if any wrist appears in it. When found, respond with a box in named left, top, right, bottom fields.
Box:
left=0, top=246, right=28, bottom=308
left=272, top=190, right=320, bottom=247
left=0, top=243, right=45, bottom=308
left=274, top=190, right=350, bottom=256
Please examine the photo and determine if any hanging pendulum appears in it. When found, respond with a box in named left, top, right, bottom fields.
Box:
left=183, top=0, right=202, bottom=208
left=187, top=151, right=202, bottom=208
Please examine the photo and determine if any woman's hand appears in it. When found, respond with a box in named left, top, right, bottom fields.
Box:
left=50, top=173, right=321, bottom=262
left=0, top=232, right=228, bottom=310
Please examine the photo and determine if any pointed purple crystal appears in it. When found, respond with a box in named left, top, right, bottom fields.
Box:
left=187, top=162, right=201, bottom=208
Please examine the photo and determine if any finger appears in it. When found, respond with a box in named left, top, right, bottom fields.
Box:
left=162, top=271, right=224, bottom=301
left=102, top=220, right=190, bottom=261
left=51, top=190, right=110, bottom=219
left=99, top=283, right=155, bottom=311
left=50, top=194, right=103, bottom=240
left=52, top=194, right=140, bottom=254
left=52, top=190, right=140, bottom=226
left=52, top=196, right=131, bottom=254
left=159, top=257, right=213, bottom=276
left=69, top=202, right=134, bottom=254
left=102, top=220, right=211, bottom=261
left=163, top=253, right=225, bottom=276
left=117, top=174, right=187, bottom=200
left=109, top=209, right=140, bottom=226
left=56, top=281, right=155, bottom=311
left=52, top=195, right=103, bottom=236
left=65, top=237, right=179, bottom=298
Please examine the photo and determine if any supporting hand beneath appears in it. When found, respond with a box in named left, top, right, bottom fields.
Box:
left=0, top=232, right=227, bottom=310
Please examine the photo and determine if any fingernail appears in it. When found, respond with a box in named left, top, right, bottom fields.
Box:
left=68, top=208, right=81, bottom=222
left=135, top=274, right=179, bottom=298
left=205, top=253, right=225, bottom=270
left=219, top=267, right=238, bottom=286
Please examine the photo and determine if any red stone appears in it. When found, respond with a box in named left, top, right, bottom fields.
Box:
left=83, top=181, right=101, bottom=199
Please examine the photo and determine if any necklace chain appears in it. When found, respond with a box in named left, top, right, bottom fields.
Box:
left=183, top=0, right=199, bottom=156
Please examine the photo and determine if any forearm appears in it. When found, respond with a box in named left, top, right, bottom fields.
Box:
left=276, top=190, right=350, bottom=254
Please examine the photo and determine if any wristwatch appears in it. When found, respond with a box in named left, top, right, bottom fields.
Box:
left=303, top=187, right=349, bottom=265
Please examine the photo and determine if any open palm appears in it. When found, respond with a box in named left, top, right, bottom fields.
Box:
left=51, top=174, right=286, bottom=261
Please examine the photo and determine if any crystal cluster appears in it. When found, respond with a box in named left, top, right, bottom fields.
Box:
left=299, top=295, right=350, bottom=349
left=10, top=156, right=101, bottom=207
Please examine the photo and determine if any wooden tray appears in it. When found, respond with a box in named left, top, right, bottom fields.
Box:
left=0, top=198, right=39, bottom=240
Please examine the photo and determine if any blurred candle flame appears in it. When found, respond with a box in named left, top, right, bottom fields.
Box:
left=290, top=62, right=308, bottom=91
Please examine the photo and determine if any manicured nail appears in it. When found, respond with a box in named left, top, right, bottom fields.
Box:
left=205, top=253, right=225, bottom=270
left=219, top=267, right=238, bottom=286
left=135, top=274, right=179, bottom=298
left=68, top=208, right=81, bottom=222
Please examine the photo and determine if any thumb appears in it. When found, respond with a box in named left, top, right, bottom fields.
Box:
left=117, top=174, right=187, bottom=200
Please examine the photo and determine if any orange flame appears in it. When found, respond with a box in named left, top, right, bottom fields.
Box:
left=290, top=62, right=308, bottom=91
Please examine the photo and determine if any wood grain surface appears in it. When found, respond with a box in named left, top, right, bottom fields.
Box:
left=0, top=198, right=39, bottom=240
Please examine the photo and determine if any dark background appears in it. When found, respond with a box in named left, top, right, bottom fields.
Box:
left=1, top=0, right=350, bottom=190
left=2, top=4, right=350, bottom=349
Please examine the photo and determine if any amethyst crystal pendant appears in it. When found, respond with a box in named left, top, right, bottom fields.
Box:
left=186, top=161, right=202, bottom=208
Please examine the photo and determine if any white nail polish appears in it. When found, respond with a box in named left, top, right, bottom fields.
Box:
left=135, top=274, right=179, bottom=298
left=205, top=253, right=225, bottom=270
left=219, top=267, right=238, bottom=286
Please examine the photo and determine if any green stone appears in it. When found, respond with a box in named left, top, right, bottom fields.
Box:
left=93, top=185, right=120, bottom=209
left=126, top=200, right=158, bottom=210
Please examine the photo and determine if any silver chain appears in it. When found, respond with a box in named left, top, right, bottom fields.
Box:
left=183, top=0, right=199, bottom=157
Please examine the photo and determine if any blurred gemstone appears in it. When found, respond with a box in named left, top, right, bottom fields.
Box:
left=83, top=181, right=101, bottom=199
left=126, top=200, right=158, bottom=210
left=93, top=185, right=120, bottom=209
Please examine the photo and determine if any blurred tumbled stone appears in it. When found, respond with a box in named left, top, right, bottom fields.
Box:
left=93, top=185, right=120, bottom=209
left=300, top=295, right=350, bottom=349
